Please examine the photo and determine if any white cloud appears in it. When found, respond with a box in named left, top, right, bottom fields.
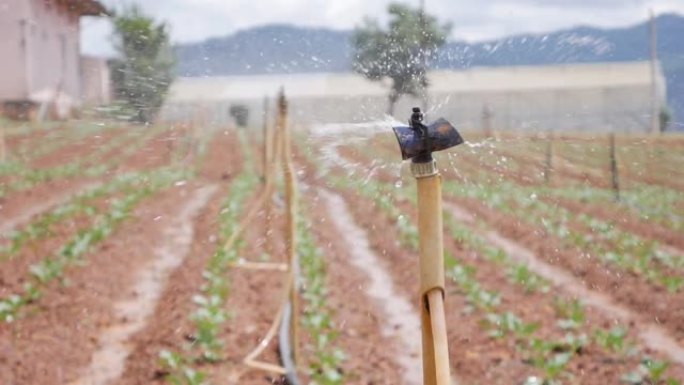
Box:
left=81, top=0, right=684, bottom=56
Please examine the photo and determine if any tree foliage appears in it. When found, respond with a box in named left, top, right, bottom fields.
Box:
left=351, top=3, right=451, bottom=115
left=111, top=6, right=175, bottom=123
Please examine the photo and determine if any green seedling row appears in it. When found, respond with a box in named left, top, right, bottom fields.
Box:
left=160, top=170, right=257, bottom=384
left=548, top=185, right=683, bottom=234
left=442, top=180, right=684, bottom=292
left=0, top=168, right=189, bottom=323
left=0, top=125, right=162, bottom=198
left=0, top=171, right=170, bottom=259
left=297, top=214, right=346, bottom=385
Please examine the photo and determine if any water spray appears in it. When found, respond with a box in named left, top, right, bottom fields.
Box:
left=392, top=107, right=464, bottom=385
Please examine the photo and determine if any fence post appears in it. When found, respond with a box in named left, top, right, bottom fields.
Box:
left=609, top=132, right=620, bottom=202
left=544, top=132, right=553, bottom=185
left=481, top=104, right=493, bottom=138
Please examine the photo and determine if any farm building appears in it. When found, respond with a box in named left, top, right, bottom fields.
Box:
left=161, top=61, right=666, bottom=133
left=0, top=0, right=109, bottom=120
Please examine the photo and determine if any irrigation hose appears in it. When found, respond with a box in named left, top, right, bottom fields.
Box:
left=279, top=301, right=302, bottom=385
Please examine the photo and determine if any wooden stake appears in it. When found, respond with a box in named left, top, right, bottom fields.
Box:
left=263, top=96, right=274, bottom=261
left=609, top=133, right=620, bottom=202
left=278, top=90, right=300, bottom=368
left=263, top=96, right=271, bottom=183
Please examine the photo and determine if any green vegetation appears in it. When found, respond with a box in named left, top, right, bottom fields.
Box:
left=622, top=357, right=681, bottom=385
left=351, top=3, right=451, bottom=114
left=0, top=126, right=161, bottom=199
left=442, top=180, right=684, bottom=292
left=159, top=171, right=257, bottom=382
left=298, top=215, right=346, bottom=384
left=0, top=168, right=189, bottom=323
left=111, top=5, right=175, bottom=123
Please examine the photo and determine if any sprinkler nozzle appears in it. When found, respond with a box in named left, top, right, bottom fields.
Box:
left=392, top=107, right=464, bottom=162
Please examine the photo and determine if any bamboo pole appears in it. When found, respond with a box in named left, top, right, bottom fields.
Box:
left=413, top=161, right=451, bottom=385
left=264, top=96, right=275, bottom=261
left=263, top=96, right=271, bottom=183
left=278, top=90, right=300, bottom=367
left=242, top=272, right=293, bottom=375
left=609, top=133, right=620, bottom=202
left=0, top=127, right=6, bottom=162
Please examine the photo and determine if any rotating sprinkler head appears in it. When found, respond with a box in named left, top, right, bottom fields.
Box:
left=392, top=107, right=464, bottom=163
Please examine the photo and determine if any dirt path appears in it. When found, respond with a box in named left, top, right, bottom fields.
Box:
left=69, top=185, right=218, bottom=385
left=444, top=202, right=684, bottom=366
left=319, top=188, right=423, bottom=385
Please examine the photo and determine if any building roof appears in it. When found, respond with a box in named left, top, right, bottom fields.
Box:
left=166, top=61, right=664, bottom=103
left=61, top=0, right=109, bottom=16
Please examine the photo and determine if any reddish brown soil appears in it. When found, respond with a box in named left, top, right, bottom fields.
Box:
left=0, top=178, right=95, bottom=226
left=4, top=126, right=56, bottom=152
left=304, top=187, right=407, bottom=384
left=0, top=126, right=182, bottom=242
left=0, top=130, right=238, bottom=385
left=2, top=125, right=682, bottom=385
left=302, top=143, right=684, bottom=383
left=547, top=196, right=684, bottom=251
left=447, top=195, right=684, bottom=345
left=110, top=132, right=251, bottom=385
left=118, top=129, right=178, bottom=172
left=29, top=126, right=125, bottom=169
left=0, top=182, right=207, bottom=385
left=0, top=199, right=108, bottom=297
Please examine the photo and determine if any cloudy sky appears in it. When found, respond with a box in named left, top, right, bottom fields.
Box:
left=81, top=0, right=684, bottom=56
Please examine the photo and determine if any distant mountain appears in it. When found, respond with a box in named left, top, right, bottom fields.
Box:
left=176, top=25, right=351, bottom=76
left=175, top=14, right=684, bottom=124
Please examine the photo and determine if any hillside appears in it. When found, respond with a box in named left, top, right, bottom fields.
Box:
left=175, top=14, right=684, bottom=123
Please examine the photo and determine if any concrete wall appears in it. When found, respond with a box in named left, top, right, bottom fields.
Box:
left=161, top=62, right=666, bottom=133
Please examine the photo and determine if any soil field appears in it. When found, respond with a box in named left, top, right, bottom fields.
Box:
left=0, top=121, right=683, bottom=385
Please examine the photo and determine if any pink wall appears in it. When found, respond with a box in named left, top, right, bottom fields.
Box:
left=0, top=0, right=84, bottom=112
left=0, top=0, right=30, bottom=100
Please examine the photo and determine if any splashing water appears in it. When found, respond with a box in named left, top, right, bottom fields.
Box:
left=310, top=115, right=404, bottom=141
left=309, top=115, right=404, bottom=176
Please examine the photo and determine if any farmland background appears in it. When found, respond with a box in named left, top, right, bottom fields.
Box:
left=2, top=2, right=684, bottom=385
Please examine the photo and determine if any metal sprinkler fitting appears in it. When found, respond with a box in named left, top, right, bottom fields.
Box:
left=392, top=107, right=464, bottom=170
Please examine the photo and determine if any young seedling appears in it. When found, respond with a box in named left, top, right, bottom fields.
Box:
left=594, top=326, right=629, bottom=355
left=158, top=350, right=207, bottom=385
left=621, top=357, right=681, bottom=385
left=552, top=297, right=585, bottom=330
